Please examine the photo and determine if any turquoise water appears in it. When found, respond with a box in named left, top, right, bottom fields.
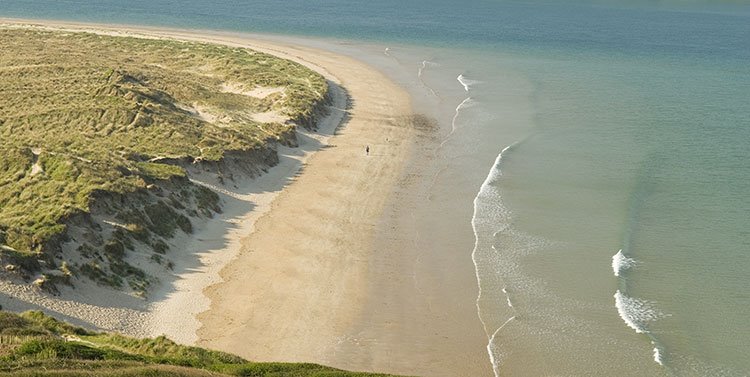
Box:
left=3, top=1, right=749, bottom=375
left=470, top=48, right=750, bottom=375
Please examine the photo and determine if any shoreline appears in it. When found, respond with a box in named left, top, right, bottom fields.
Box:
left=192, top=34, right=417, bottom=370
left=0, top=17, right=422, bottom=373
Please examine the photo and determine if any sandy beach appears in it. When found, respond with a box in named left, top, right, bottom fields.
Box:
left=196, top=45, right=416, bottom=363
left=4, top=0, right=746, bottom=374
left=0, top=19, right=492, bottom=376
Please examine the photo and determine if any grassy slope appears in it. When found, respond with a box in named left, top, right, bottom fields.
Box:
left=0, top=311, right=405, bottom=377
left=0, top=27, right=327, bottom=254
left=0, top=28, right=328, bottom=291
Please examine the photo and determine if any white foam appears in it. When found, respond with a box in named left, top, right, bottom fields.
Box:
left=488, top=143, right=516, bottom=185
left=612, top=249, right=637, bottom=277
left=614, top=290, right=666, bottom=334
left=486, top=329, right=502, bottom=377
left=471, top=142, right=519, bottom=377
left=418, top=60, right=438, bottom=78
left=456, top=96, right=475, bottom=113
left=652, top=342, right=665, bottom=366
left=501, top=287, right=513, bottom=308
left=383, top=47, right=391, bottom=56
left=418, top=60, right=438, bottom=96
left=486, top=316, right=515, bottom=377
left=615, top=291, right=670, bottom=368
left=439, top=96, right=474, bottom=148
left=457, top=73, right=481, bottom=92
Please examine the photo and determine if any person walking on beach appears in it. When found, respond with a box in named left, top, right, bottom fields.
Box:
left=366, top=145, right=370, bottom=156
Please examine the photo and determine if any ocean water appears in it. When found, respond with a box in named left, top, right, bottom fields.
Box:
left=3, top=0, right=750, bottom=375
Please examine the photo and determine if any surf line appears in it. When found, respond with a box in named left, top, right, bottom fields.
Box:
left=614, top=179, right=671, bottom=370
left=440, top=96, right=473, bottom=149
left=457, top=73, right=480, bottom=92
left=471, top=142, right=520, bottom=377
left=383, top=46, right=404, bottom=66
left=418, top=60, right=439, bottom=97
left=501, top=287, right=514, bottom=308
left=437, top=73, right=480, bottom=149
left=425, top=73, right=477, bottom=198
left=612, top=249, right=637, bottom=277
left=424, top=95, right=474, bottom=198
left=611, top=247, right=670, bottom=368
left=613, top=290, right=669, bottom=366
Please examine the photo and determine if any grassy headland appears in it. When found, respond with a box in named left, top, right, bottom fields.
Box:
left=0, top=310, right=404, bottom=376
left=0, top=27, right=330, bottom=295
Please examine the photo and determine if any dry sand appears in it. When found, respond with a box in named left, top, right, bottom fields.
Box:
left=194, top=43, right=415, bottom=365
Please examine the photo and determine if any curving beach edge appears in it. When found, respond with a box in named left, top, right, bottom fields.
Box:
left=0, top=18, right=432, bottom=376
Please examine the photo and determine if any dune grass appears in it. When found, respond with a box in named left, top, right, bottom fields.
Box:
left=0, top=27, right=328, bottom=287
left=0, top=311, right=405, bottom=377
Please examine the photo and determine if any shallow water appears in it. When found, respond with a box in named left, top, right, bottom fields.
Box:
left=3, top=1, right=750, bottom=375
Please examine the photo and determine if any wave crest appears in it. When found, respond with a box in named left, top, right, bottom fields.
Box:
left=418, top=60, right=439, bottom=96
left=652, top=342, right=665, bottom=366
left=457, top=74, right=481, bottom=92
left=614, top=290, right=667, bottom=334
left=612, top=249, right=637, bottom=277
left=471, top=142, right=520, bottom=377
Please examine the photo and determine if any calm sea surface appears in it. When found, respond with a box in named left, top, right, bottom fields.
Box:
left=2, top=1, right=749, bottom=375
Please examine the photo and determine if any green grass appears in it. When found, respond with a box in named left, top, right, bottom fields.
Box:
left=134, top=163, right=187, bottom=181
left=0, top=311, right=406, bottom=377
left=0, top=27, right=329, bottom=289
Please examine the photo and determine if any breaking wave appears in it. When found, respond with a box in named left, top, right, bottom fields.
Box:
left=612, top=249, right=637, bottom=277
left=457, top=73, right=481, bottom=91
left=471, top=142, right=520, bottom=377
left=418, top=60, right=438, bottom=96
left=614, top=290, right=667, bottom=334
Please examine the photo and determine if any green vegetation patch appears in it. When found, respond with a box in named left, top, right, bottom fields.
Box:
left=134, top=162, right=186, bottom=181
left=0, top=311, right=405, bottom=377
